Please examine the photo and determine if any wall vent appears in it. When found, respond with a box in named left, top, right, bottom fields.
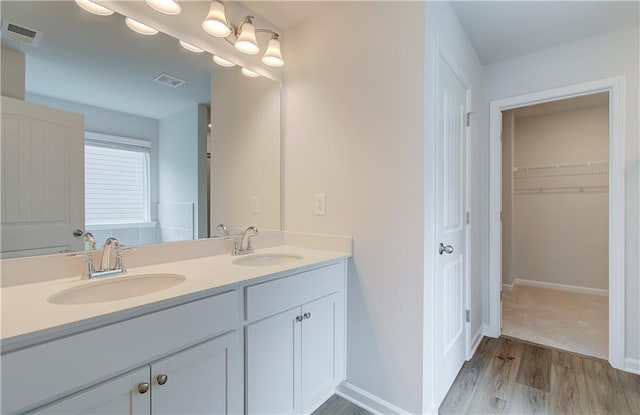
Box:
left=152, top=73, right=186, bottom=88
left=1, top=20, right=42, bottom=47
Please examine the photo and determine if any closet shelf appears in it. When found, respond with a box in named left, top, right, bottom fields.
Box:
left=513, top=160, right=608, bottom=178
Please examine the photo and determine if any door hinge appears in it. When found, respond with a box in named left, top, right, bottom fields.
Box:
left=466, top=211, right=470, bottom=225
left=465, top=309, right=470, bottom=323
left=466, top=112, right=473, bottom=127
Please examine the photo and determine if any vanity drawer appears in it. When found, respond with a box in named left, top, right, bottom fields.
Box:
left=1, top=290, right=239, bottom=414
left=245, top=263, right=342, bottom=321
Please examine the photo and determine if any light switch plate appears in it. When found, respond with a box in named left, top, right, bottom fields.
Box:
left=314, top=194, right=326, bottom=216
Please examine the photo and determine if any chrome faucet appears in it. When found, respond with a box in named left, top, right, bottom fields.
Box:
left=93, top=237, right=125, bottom=278
left=233, top=226, right=259, bottom=256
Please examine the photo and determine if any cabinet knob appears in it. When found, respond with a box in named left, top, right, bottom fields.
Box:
left=303, top=312, right=311, bottom=319
left=156, top=374, right=168, bottom=385
left=137, top=383, right=150, bottom=394
left=295, top=315, right=303, bottom=322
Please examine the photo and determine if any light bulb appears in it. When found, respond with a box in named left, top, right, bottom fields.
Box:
left=241, top=68, right=260, bottom=78
left=74, top=0, right=113, bottom=16
left=125, top=18, right=159, bottom=35
left=202, top=1, right=231, bottom=38
left=213, top=55, right=236, bottom=67
left=145, top=0, right=181, bottom=15
left=179, top=40, right=204, bottom=53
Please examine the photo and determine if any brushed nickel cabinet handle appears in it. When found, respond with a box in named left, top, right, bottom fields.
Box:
left=303, top=312, right=311, bottom=319
left=138, top=383, right=150, bottom=394
left=157, top=374, right=168, bottom=385
left=439, top=243, right=454, bottom=255
left=295, top=315, right=303, bottom=322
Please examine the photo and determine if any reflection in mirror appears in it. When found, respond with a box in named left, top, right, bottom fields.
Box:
left=0, top=1, right=281, bottom=258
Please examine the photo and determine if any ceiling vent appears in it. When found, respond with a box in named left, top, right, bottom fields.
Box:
left=152, top=73, right=186, bottom=88
left=1, top=20, right=42, bottom=47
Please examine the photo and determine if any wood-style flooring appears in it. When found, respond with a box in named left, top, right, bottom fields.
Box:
left=440, top=336, right=640, bottom=415
left=312, top=395, right=371, bottom=415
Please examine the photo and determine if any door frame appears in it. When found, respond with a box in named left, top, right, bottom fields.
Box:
left=488, top=76, right=626, bottom=369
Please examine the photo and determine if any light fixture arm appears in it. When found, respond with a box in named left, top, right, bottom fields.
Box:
left=222, top=15, right=280, bottom=46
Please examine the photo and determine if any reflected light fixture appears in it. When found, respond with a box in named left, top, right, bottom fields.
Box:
left=179, top=40, right=204, bottom=53
left=202, top=1, right=231, bottom=38
left=234, top=16, right=259, bottom=55
left=201, top=1, right=285, bottom=67
left=241, top=68, right=260, bottom=78
left=145, top=0, right=181, bottom=15
left=213, top=55, right=236, bottom=67
left=74, top=0, right=113, bottom=16
left=125, top=17, right=159, bottom=35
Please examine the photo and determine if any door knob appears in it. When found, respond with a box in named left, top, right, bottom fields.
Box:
left=439, top=243, right=454, bottom=255
left=157, top=374, right=168, bottom=385
left=72, top=229, right=84, bottom=237
left=137, top=383, right=150, bottom=394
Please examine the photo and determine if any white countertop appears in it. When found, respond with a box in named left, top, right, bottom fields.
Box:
left=1, top=246, right=348, bottom=352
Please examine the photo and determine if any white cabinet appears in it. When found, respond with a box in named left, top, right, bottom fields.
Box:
left=35, top=333, right=235, bottom=415
left=245, top=263, right=346, bottom=415
left=35, top=367, right=150, bottom=415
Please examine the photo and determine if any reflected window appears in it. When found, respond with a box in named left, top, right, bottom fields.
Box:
left=84, top=132, right=151, bottom=226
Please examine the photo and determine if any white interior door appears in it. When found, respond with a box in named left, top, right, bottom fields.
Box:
left=435, top=56, right=468, bottom=403
left=1, top=96, right=84, bottom=257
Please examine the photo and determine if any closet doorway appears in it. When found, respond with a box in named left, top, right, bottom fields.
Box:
left=500, top=93, right=609, bottom=359
left=488, top=77, right=626, bottom=369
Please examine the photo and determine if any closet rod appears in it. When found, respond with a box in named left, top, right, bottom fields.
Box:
left=513, top=159, right=608, bottom=172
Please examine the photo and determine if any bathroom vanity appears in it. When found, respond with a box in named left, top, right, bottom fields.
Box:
left=1, top=245, right=349, bottom=414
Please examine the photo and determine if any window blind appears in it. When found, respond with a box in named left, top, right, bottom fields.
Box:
left=84, top=133, right=151, bottom=226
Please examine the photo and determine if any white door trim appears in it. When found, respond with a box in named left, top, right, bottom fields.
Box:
left=488, top=76, right=626, bottom=369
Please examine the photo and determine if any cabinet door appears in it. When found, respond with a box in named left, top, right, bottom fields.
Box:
left=35, top=366, right=150, bottom=415
left=301, top=294, right=339, bottom=412
left=246, top=308, right=301, bottom=414
left=151, top=335, right=231, bottom=415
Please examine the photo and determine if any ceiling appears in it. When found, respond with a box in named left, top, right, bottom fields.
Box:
left=450, top=1, right=639, bottom=64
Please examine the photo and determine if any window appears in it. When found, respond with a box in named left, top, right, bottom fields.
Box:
left=84, top=132, right=151, bottom=226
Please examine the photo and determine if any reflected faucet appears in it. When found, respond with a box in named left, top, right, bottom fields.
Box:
left=233, top=226, right=259, bottom=256
left=216, top=224, right=230, bottom=237
left=83, top=232, right=97, bottom=250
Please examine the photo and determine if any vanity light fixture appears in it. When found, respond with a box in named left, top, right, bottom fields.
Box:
left=201, top=1, right=285, bottom=67
left=125, top=17, right=159, bottom=36
left=234, top=16, right=259, bottom=55
left=74, top=0, right=113, bottom=16
left=240, top=67, right=260, bottom=78
left=213, top=55, right=236, bottom=67
left=145, top=0, right=181, bottom=15
left=202, top=1, right=232, bottom=38
left=179, top=40, right=204, bottom=53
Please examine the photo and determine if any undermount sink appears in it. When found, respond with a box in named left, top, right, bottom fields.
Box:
left=48, top=273, right=186, bottom=305
left=232, top=253, right=303, bottom=267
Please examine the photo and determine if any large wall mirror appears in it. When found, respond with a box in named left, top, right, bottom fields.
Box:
left=0, top=1, right=281, bottom=258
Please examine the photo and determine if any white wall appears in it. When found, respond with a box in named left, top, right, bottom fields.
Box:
left=424, top=1, right=486, bottom=409
left=210, top=69, right=281, bottom=234
left=158, top=105, right=208, bottom=241
left=283, top=2, right=425, bottom=413
left=506, top=105, right=609, bottom=290
left=1, top=48, right=25, bottom=100
left=484, top=26, right=639, bottom=362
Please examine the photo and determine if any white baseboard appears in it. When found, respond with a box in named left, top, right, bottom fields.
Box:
left=511, top=278, right=608, bottom=296
left=624, top=357, right=640, bottom=375
left=468, top=327, right=484, bottom=359
left=502, top=282, right=515, bottom=291
left=336, top=382, right=410, bottom=415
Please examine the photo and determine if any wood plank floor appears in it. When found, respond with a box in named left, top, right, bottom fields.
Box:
left=440, top=336, right=640, bottom=414
left=312, top=395, right=371, bottom=415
